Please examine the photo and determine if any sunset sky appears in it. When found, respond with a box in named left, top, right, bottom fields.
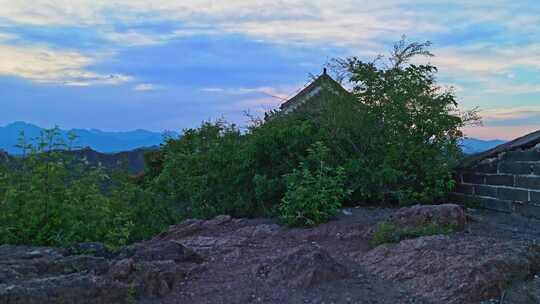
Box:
left=1, top=1, right=539, bottom=140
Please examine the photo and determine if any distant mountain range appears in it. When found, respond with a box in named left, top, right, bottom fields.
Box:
left=0, top=121, right=505, bottom=156
left=460, top=138, right=506, bottom=155
left=0, top=146, right=151, bottom=174
left=0, top=122, right=177, bottom=154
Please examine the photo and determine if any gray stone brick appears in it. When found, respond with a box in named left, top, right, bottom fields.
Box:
left=462, top=173, right=485, bottom=184
left=486, top=175, right=514, bottom=187
left=498, top=188, right=529, bottom=202
left=472, top=162, right=498, bottom=174
left=515, top=202, right=540, bottom=219
left=516, top=176, right=540, bottom=190
left=503, top=150, right=540, bottom=162
left=532, top=163, right=540, bottom=175
left=498, top=162, right=534, bottom=175
left=476, top=197, right=513, bottom=213
left=474, top=185, right=498, bottom=198
left=530, top=191, right=540, bottom=203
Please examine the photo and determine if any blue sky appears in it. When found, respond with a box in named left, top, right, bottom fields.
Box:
left=0, top=1, right=539, bottom=139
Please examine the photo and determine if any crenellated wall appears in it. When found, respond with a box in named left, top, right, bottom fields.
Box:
left=452, top=145, right=540, bottom=218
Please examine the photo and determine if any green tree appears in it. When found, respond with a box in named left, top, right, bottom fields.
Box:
left=151, top=121, right=253, bottom=218
left=325, top=36, right=480, bottom=204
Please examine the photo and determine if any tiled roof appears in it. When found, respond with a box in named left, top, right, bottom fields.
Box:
left=279, top=69, right=348, bottom=113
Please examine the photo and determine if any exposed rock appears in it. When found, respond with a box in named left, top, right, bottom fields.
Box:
left=5, top=209, right=540, bottom=304
left=156, top=219, right=205, bottom=241
left=130, top=240, right=203, bottom=263
left=0, top=246, right=109, bottom=284
left=108, top=258, right=134, bottom=282
left=358, top=235, right=540, bottom=304
left=48, top=255, right=110, bottom=276
left=68, top=242, right=114, bottom=259
left=180, top=235, right=248, bottom=257
left=255, top=244, right=349, bottom=288
left=0, top=240, right=204, bottom=303
left=108, top=259, right=200, bottom=298
left=0, top=274, right=129, bottom=304
left=106, top=240, right=205, bottom=298
left=156, top=215, right=232, bottom=242
left=206, top=215, right=232, bottom=226
left=0, top=245, right=66, bottom=262
left=389, top=204, right=467, bottom=231
left=236, top=224, right=281, bottom=238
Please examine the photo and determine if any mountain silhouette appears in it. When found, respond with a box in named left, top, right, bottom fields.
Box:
left=0, top=121, right=176, bottom=154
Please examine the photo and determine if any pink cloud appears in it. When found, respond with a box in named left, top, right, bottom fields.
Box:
left=464, top=124, right=540, bottom=140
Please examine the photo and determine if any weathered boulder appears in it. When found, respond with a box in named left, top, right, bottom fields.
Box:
left=0, top=240, right=205, bottom=303
left=0, top=246, right=66, bottom=261
left=108, top=258, right=200, bottom=298
left=156, top=215, right=233, bottom=242
left=156, top=219, right=206, bottom=241
left=206, top=215, right=232, bottom=226
left=0, top=245, right=109, bottom=284
left=109, top=240, right=204, bottom=298
left=235, top=224, right=281, bottom=238
left=358, top=235, right=540, bottom=304
left=389, top=204, right=467, bottom=231
left=68, top=242, right=114, bottom=259
left=0, top=274, right=129, bottom=304
left=180, top=235, right=248, bottom=257
left=130, top=240, right=203, bottom=263
left=255, top=244, right=349, bottom=288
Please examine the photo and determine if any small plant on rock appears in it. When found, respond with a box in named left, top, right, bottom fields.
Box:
left=371, top=221, right=457, bottom=246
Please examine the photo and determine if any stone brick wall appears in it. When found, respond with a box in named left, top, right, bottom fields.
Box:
left=452, top=146, right=540, bottom=218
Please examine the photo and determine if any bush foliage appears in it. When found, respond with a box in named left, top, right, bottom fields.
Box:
left=278, top=142, right=350, bottom=227
left=0, top=38, right=479, bottom=248
left=0, top=128, right=176, bottom=248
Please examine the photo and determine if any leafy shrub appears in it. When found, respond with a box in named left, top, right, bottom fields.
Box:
left=246, top=116, right=323, bottom=213
left=278, top=142, right=351, bottom=226
left=0, top=38, right=480, bottom=249
left=150, top=121, right=255, bottom=219
left=0, top=128, right=176, bottom=249
left=325, top=38, right=478, bottom=204
left=144, top=39, right=479, bottom=225
left=371, top=221, right=457, bottom=246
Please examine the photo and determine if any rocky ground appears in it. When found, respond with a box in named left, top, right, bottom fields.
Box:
left=2, top=205, right=540, bottom=304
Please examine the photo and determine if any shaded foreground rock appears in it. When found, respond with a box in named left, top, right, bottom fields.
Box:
left=358, top=234, right=540, bottom=304
left=111, top=240, right=204, bottom=298
left=389, top=203, right=467, bottom=231
left=0, top=240, right=203, bottom=304
left=255, top=244, right=349, bottom=288
left=4, top=210, right=540, bottom=304
left=0, top=274, right=128, bottom=304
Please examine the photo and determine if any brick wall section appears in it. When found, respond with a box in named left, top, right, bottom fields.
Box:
left=452, top=146, right=540, bottom=218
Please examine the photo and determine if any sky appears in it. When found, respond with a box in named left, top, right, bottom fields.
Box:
left=0, top=1, right=539, bottom=140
